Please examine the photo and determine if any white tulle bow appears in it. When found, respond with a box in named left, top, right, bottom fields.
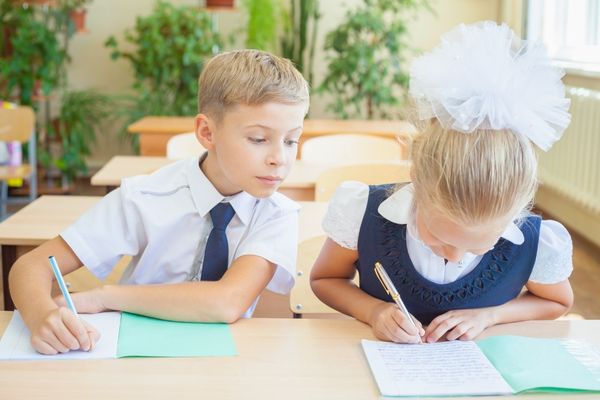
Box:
left=409, top=21, right=571, bottom=151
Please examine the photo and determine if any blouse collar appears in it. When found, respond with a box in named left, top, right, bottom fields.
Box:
left=377, top=183, right=525, bottom=245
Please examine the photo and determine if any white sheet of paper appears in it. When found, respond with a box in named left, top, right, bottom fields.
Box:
left=0, top=311, right=121, bottom=360
left=361, top=339, right=514, bottom=397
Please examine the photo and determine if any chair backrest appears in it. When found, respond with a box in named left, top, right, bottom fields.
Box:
left=166, top=132, right=206, bottom=160
left=300, top=133, right=403, bottom=164
left=0, top=106, right=35, bottom=142
left=315, top=162, right=411, bottom=201
left=0, top=105, right=37, bottom=219
left=291, top=235, right=361, bottom=316
left=290, top=235, right=337, bottom=315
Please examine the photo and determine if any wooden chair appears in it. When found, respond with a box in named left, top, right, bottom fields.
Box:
left=291, top=235, right=337, bottom=317
left=166, top=132, right=206, bottom=160
left=315, top=162, right=411, bottom=201
left=0, top=105, right=37, bottom=220
left=300, top=133, right=404, bottom=165
left=291, top=235, right=360, bottom=318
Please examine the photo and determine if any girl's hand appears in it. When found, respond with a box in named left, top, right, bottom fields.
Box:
left=54, top=287, right=108, bottom=314
left=424, top=308, right=497, bottom=343
left=368, top=301, right=424, bottom=343
left=30, top=307, right=100, bottom=355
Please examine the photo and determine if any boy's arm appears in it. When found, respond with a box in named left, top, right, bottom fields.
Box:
left=310, top=238, right=423, bottom=343
left=8, top=236, right=99, bottom=354
left=72, top=255, right=277, bottom=323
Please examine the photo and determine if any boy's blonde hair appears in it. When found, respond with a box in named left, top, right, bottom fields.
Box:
left=198, top=49, right=309, bottom=120
left=410, top=119, right=538, bottom=226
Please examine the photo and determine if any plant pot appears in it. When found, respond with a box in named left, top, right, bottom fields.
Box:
left=11, top=0, right=55, bottom=5
left=1, top=26, right=14, bottom=58
left=206, top=0, right=235, bottom=8
left=70, top=9, right=87, bottom=33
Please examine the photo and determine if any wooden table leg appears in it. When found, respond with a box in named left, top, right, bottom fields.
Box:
left=2, top=245, right=16, bottom=310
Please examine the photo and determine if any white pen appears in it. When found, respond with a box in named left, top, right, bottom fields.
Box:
left=49, top=256, right=78, bottom=316
left=374, top=261, right=421, bottom=343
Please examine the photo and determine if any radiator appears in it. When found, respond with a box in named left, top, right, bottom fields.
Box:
left=538, top=86, right=600, bottom=215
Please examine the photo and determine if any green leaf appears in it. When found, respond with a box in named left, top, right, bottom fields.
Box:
left=319, top=0, right=430, bottom=119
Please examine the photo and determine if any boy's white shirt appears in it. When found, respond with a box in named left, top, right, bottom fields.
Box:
left=322, top=181, right=573, bottom=285
left=61, top=155, right=300, bottom=318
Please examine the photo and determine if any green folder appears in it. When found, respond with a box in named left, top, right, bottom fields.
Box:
left=477, top=335, right=600, bottom=393
left=116, top=312, right=238, bottom=358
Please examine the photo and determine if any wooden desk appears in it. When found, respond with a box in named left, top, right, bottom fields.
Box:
left=1, top=313, right=598, bottom=399
left=91, top=156, right=327, bottom=201
left=0, top=196, right=101, bottom=310
left=0, top=195, right=326, bottom=310
left=128, top=116, right=416, bottom=157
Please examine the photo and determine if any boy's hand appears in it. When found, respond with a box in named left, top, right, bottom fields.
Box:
left=423, top=308, right=496, bottom=343
left=368, top=302, right=424, bottom=343
left=54, top=287, right=108, bottom=314
left=30, top=307, right=100, bottom=355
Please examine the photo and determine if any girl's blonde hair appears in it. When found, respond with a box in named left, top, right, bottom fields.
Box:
left=410, top=119, right=538, bottom=226
left=198, top=49, right=309, bottom=121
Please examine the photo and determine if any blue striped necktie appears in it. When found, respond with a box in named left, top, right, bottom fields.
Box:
left=201, top=202, right=235, bottom=281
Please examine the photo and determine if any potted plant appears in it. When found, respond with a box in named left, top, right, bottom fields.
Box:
left=59, top=0, right=92, bottom=32
left=280, top=0, right=320, bottom=88
left=243, top=0, right=279, bottom=51
left=105, top=0, right=221, bottom=150
left=206, top=0, right=235, bottom=7
left=1, top=0, right=104, bottom=192
left=42, top=90, right=113, bottom=185
left=0, top=5, right=66, bottom=105
left=319, top=0, right=430, bottom=119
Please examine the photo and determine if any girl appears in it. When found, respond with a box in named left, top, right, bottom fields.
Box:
left=310, top=21, right=574, bottom=344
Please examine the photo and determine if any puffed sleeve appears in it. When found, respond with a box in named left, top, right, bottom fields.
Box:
left=60, top=183, right=146, bottom=280
left=529, top=220, right=573, bottom=284
left=321, top=181, right=370, bottom=250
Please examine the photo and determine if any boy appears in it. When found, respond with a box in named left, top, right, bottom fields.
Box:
left=9, top=49, right=309, bottom=355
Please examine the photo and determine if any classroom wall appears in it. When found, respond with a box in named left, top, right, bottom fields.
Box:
left=66, top=0, right=500, bottom=167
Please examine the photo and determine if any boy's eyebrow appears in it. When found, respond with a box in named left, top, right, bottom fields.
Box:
left=244, top=124, right=303, bottom=133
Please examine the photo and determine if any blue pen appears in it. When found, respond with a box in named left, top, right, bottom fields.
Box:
left=48, top=256, right=78, bottom=316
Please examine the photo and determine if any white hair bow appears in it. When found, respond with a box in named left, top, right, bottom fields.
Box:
left=409, top=21, right=571, bottom=151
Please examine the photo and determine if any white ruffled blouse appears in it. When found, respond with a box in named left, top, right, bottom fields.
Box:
left=322, top=181, right=573, bottom=285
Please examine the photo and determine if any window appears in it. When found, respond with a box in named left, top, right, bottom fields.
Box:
left=527, top=0, right=600, bottom=68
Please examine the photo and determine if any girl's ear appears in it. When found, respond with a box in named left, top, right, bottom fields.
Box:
left=409, top=166, right=416, bottom=182
left=195, top=114, right=215, bottom=150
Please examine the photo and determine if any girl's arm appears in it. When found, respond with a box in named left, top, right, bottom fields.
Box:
left=424, top=279, right=574, bottom=342
left=310, top=238, right=423, bottom=343
left=494, top=279, right=574, bottom=322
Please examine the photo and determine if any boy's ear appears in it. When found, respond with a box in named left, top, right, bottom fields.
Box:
left=195, top=113, right=215, bottom=150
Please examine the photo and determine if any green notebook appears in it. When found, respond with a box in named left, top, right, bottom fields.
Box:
left=362, top=335, right=600, bottom=397
left=117, top=312, right=238, bottom=358
left=0, top=311, right=237, bottom=360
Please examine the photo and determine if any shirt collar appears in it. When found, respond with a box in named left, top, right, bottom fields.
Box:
left=186, top=153, right=256, bottom=226
left=377, top=183, right=524, bottom=245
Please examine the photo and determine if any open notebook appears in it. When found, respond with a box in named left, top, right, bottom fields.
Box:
left=0, top=311, right=237, bottom=360
left=362, top=335, right=600, bottom=397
